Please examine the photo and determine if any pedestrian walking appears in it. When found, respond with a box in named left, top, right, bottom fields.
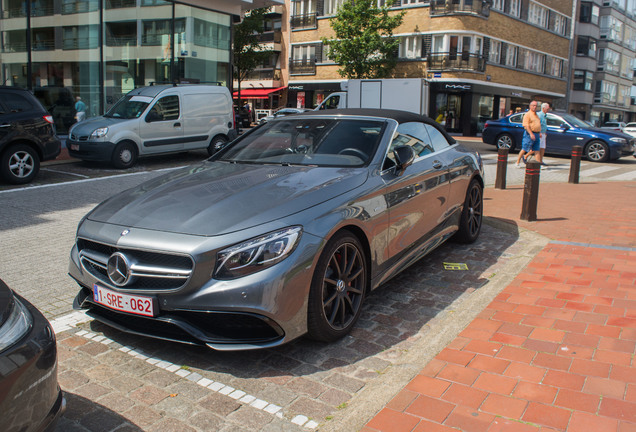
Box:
left=537, top=102, right=550, bottom=167
left=74, top=96, right=87, bottom=122
left=516, top=100, right=540, bottom=168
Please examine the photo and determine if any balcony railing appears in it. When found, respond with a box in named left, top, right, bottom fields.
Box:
left=106, top=36, right=137, bottom=46
left=2, top=42, right=27, bottom=52
left=31, top=5, right=54, bottom=16
left=141, top=34, right=166, bottom=46
left=427, top=52, right=486, bottom=72
left=256, top=31, right=282, bottom=44
left=244, top=69, right=282, bottom=80
left=63, top=37, right=99, bottom=50
left=62, top=1, right=99, bottom=14
left=289, top=59, right=316, bottom=75
left=32, top=39, right=55, bottom=50
left=429, top=0, right=489, bottom=17
left=291, top=13, right=317, bottom=29
left=105, top=0, right=135, bottom=9
left=3, top=8, right=26, bottom=18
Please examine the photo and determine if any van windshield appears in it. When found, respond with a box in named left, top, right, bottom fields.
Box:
left=104, top=95, right=152, bottom=119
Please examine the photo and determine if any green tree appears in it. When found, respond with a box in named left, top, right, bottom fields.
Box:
left=322, top=0, right=405, bottom=79
left=233, top=8, right=273, bottom=106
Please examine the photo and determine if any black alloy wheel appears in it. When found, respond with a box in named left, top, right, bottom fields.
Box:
left=1, top=144, right=40, bottom=184
left=496, top=133, right=514, bottom=150
left=307, top=232, right=367, bottom=342
left=452, top=179, right=483, bottom=244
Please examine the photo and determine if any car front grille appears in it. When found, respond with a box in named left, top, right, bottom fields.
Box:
left=77, top=238, right=194, bottom=291
left=70, top=133, right=90, bottom=141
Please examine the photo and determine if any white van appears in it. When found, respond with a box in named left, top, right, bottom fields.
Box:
left=67, top=84, right=236, bottom=168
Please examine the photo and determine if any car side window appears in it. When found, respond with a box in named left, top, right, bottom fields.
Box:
left=149, top=95, right=180, bottom=121
left=546, top=114, right=563, bottom=127
left=424, top=124, right=451, bottom=152
left=384, top=132, right=433, bottom=170
left=3, top=93, right=34, bottom=113
left=509, top=113, right=523, bottom=124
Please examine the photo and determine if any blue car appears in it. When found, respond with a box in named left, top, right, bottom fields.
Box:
left=482, top=111, right=635, bottom=162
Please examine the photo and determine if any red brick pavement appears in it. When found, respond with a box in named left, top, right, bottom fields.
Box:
left=364, top=182, right=636, bottom=432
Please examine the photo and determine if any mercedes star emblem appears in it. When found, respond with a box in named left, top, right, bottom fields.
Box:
left=107, top=252, right=131, bottom=287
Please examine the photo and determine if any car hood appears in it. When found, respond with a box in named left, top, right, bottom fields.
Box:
left=70, top=116, right=131, bottom=136
left=87, top=161, right=368, bottom=236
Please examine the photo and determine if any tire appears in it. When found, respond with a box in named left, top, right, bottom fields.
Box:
left=207, top=135, right=228, bottom=156
left=307, top=231, right=367, bottom=342
left=111, top=141, right=138, bottom=169
left=585, top=140, right=609, bottom=163
left=0, top=144, right=40, bottom=184
left=452, top=179, right=483, bottom=244
left=496, top=133, right=515, bottom=150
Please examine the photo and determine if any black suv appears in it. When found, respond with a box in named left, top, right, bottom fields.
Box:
left=0, top=87, right=61, bottom=184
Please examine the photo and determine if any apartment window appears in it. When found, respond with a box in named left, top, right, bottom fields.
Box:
left=522, top=49, right=545, bottom=73
left=491, top=0, right=504, bottom=11
left=600, top=15, right=623, bottom=41
left=573, top=70, right=593, bottom=91
left=142, top=19, right=171, bottom=46
left=599, top=48, right=621, bottom=74
left=579, top=2, right=600, bottom=24
left=546, top=57, right=563, bottom=77
left=625, top=26, right=636, bottom=50
left=553, top=15, right=567, bottom=35
left=618, top=85, right=630, bottom=106
left=505, top=45, right=517, bottom=67
left=509, top=0, right=521, bottom=18
left=528, top=2, right=548, bottom=28
left=399, top=36, right=423, bottom=59
left=620, top=56, right=633, bottom=79
left=324, top=0, right=345, bottom=15
left=576, top=36, right=597, bottom=58
left=63, top=25, right=99, bottom=50
left=489, top=40, right=501, bottom=63
left=599, top=81, right=617, bottom=103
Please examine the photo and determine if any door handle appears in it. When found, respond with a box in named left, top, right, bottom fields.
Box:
left=173, top=122, right=181, bottom=127
left=433, top=160, right=443, bottom=169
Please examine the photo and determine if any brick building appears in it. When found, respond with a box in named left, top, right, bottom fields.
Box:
left=284, top=0, right=574, bottom=136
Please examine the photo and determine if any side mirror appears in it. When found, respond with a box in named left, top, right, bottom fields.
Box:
left=560, top=122, right=570, bottom=131
left=146, top=110, right=161, bottom=123
left=393, top=145, right=416, bottom=176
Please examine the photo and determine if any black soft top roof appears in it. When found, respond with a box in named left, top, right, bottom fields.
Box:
left=296, top=108, right=456, bottom=144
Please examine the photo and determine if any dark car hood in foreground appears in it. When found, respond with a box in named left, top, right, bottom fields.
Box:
left=87, top=161, right=368, bottom=236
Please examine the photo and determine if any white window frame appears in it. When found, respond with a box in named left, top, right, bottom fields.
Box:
left=505, top=45, right=517, bottom=67
left=492, top=0, right=504, bottom=11
left=399, top=35, right=422, bottom=59
left=509, top=0, right=521, bottom=18
left=489, top=40, right=501, bottom=63
left=528, top=2, right=549, bottom=28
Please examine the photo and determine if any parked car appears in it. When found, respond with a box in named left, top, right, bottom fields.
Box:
left=67, top=84, right=237, bottom=169
left=0, top=278, right=65, bottom=432
left=482, top=111, right=635, bottom=162
left=234, top=105, right=252, bottom=128
left=0, top=86, right=62, bottom=184
left=600, top=121, right=626, bottom=133
left=68, top=109, right=484, bottom=351
left=33, top=85, right=76, bottom=135
left=259, top=107, right=311, bottom=124
left=623, top=122, right=636, bottom=138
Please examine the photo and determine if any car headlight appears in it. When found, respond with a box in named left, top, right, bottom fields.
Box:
left=91, top=127, right=108, bottom=139
left=609, top=137, right=626, bottom=144
left=0, top=297, right=33, bottom=353
left=215, top=227, right=302, bottom=279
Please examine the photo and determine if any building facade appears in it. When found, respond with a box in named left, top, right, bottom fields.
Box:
left=0, top=0, right=281, bottom=133
left=287, top=0, right=575, bottom=136
left=569, top=0, right=636, bottom=125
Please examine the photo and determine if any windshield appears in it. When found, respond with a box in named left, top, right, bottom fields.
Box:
left=559, top=113, right=593, bottom=128
left=104, top=95, right=152, bottom=119
left=218, top=118, right=385, bottom=167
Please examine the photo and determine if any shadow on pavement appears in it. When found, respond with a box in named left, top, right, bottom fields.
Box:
left=57, top=392, right=143, bottom=432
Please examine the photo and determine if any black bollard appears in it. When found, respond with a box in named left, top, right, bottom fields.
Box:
left=520, top=161, right=541, bottom=222
left=495, top=148, right=508, bottom=190
left=569, top=145, right=582, bottom=184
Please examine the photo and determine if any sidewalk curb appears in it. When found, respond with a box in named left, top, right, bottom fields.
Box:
left=320, top=218, right=550, bottom=431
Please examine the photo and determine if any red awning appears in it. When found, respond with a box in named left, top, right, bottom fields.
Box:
left=233, top=86, right=286, bottom=98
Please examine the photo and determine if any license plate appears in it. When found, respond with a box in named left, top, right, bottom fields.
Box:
left=93, top=284, right=155, bottom=317
left=70, top=144, right=79, bottom=151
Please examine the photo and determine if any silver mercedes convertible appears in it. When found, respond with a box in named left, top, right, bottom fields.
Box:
left=69, top=109, right=484, bottom=350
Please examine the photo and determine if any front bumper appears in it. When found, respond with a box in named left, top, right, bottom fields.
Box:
left=0, top=295, right=65, bottom=432
left=67, top=139, right=116, bottom=162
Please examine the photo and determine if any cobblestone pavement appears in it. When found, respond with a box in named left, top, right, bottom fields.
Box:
left=0, top=169, right=548, bottom=431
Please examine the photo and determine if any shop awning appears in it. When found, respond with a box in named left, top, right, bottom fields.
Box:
left=233, top=86, right=286, bottom=98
